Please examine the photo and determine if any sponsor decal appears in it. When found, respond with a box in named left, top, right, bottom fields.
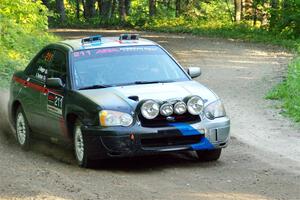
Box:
left=35, top=66, right=47, bottom=81
left=73, top=46, right=161, bottom=61
left=119, top=46, right=157, bottom=52
left=44, top=51, right=54, bottom=62
left=13, top=76, right=62, bottom=96
left=74, top=48, right=120, bottom=58
left=169, top=122, right=214, bottom=150
left=47, top=91, right=63, bottom=116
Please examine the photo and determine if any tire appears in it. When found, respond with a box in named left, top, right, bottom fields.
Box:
left=15, top=106, right=31, bottom=151
left=73, top=120, right=93, bottom=168
left=196, top=149, right=222, bottom=161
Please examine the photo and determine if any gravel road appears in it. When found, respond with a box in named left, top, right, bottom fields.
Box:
left=0, top=29, right=299, bottom=200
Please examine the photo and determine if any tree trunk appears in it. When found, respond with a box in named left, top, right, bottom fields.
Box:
left=234, top=0, right=242, bottom=22
left=269, top=0, right=278, bottom=29
left=149, top=0, right=156, bottom=17
left=98, top=0, right=102, bottom=16
left=167, top=0, right=171, bottom=8
left=76, top=0, right=80, bottom=19
left=85, top=0, right=96, bottom=19
left=119, top=0, right=126, bottom=23
left=56, top=0, right=66, bottom=23
left=100, top=0, right=112, bottom=20
left=243, top=0, right=250, bottom=17
left=225, top=0, right=234, bottom=22
left=252, top=1, right=257, bottom=26
left=260, top=0, right=268, bottom=26
left=111, top=0, right=116, bottom=18
left=175, top=0, right=181, bottom=17
left=125, top=0, right=131, bottom=15
left=82, top=0, right=86, bottom=18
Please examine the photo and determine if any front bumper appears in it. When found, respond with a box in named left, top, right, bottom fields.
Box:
left=82, top=117, right=230, bottom=158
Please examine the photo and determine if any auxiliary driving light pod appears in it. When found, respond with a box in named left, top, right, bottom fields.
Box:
left=174, top=101, right=187, bottom=115
left=187, top=96, right=204, bottom=115
left=141, top=100, right=160, bottom=119
left=160, top=103, right=174, bottom=116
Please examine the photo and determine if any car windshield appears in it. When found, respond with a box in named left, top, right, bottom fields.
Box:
left=72, top=45, right=189, bottom=89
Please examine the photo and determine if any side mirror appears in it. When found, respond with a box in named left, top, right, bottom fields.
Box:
left=187, top=67, right=201, bottom=78
left=46, top=78, right=64, bottom=89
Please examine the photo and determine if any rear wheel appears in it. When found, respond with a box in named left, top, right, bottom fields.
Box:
left=15, top=106, right=31, bottom=151
left=73, top=120, right=93, bottom=168
left=196, top=149, right=222, bottom=161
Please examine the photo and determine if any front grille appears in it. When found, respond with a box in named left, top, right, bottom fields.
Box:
left=141, top=135, right=203, bottom=148
left=139, top=113, right=201, bottom=127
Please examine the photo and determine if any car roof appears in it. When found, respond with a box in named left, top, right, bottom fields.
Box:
left=57, top=36, right=157, bottom=51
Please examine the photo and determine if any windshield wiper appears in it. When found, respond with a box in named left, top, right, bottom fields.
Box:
left=134, top=81, right=161, bottom=84
left=78, top=84, right=112, bottom=90
left=133, top=80, right=174, bottom=85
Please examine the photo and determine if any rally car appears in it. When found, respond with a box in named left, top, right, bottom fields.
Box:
left=8, top=34, right=230, bottom=167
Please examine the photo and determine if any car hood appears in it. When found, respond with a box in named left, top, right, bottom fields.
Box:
left=78, top=81, right=218, bottom=112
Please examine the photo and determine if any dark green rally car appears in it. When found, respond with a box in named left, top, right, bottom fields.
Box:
left=8, top=34, right=230, bottom=167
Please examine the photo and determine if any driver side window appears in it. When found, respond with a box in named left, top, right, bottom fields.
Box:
left=47, top=50, right=67, bottom=84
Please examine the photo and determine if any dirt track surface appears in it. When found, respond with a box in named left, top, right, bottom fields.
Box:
left=0, top=29, right=299, bottom=200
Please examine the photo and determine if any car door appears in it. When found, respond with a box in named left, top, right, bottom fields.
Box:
left=21, top=49, right=53, bottom=133
left=39, top=49, right=68, bottom=140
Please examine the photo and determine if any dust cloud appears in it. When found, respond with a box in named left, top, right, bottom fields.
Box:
left=0, top=90, right=14, bottom=143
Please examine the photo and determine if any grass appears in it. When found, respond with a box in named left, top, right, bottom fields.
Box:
left=266, top=57, right=300, bottom=122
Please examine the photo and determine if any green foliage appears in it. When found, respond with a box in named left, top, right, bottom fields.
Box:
left=127, top=1, right=149, bottom=27
left=267, top=57, right=300, bottom=121
left=0, top=0, right=58, bottom=87
left=271, top=0, right=300, bottom=38
left=266, top=82, right=288, bottom=100
left=141, top=17, right=299, bottom=50
left=196, top=0, right=233, bottom=22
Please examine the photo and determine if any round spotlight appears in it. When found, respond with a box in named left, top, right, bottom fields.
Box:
left=174, top=101, right=187, bottom=115
left=187, top=96, right=204, bottom=115
left=141, top=100, right=160, bottom=119
left=160, top=103, right=173, bottom=116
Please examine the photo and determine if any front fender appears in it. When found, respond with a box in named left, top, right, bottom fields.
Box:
left=64, top=90, right=100, bottom=126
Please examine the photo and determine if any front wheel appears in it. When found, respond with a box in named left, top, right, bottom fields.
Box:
left=196, top=149, right=222, bottom=161
left=15, top=107, right=31, bottom=151
left=73, top=120, right=93, bottom=168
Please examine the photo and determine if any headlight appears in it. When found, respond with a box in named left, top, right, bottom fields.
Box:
left=141, top=100, right=160, bottom=119
left=174, top=101, right=187, bottom=115
left=204, top=100, right=226, bottom=120
left=160, top=103, right=173, bottom=116
left=187, top=96, right=204, bottom=115
left=99, top=110, right=133, bottom=127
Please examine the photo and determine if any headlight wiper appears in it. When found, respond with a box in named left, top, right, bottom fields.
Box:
left=78, top=84, right=112, bottom=90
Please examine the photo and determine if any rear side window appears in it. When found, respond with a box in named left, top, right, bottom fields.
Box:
left=26, top=50, right=54, bottom=82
